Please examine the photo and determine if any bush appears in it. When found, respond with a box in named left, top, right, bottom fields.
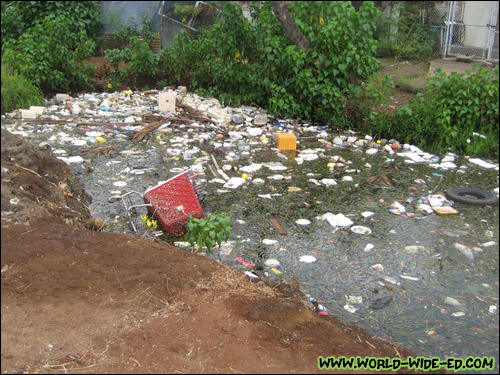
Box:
left=3, top=14, right=96, bottom=92
left=2, top=1, right=102, bottom=45
left=366, top=65, right=499, bottom=158
left=104, top=13, right=160, bottom=86
left=373, top=2, right=439, bottom=61
left=159, top=1, right=381, bottom=126
left=1, top=65, right=45, bottom=113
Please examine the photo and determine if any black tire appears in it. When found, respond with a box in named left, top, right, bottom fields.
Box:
left=445, top=187, right=498, bottom=206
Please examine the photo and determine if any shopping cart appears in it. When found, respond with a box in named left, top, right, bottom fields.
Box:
left=110, top=168, right=205, bottom=235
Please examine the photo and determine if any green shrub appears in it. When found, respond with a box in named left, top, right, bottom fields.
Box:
left=373, top=2, right=439, bottom=61
left=3, top=14, right=97, bottom=93
left=366, top=66, right=499, bottom=158
left=2, top=1, right=102, bottom=45
left=104, top=13, right=160, bottom=85
left=159, top=1, right=381, bottom=126
left=1, top=65, right=45, bottom=113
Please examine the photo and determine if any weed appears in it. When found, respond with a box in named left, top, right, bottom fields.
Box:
left=184, top=213, right=232, bottom=254
left=1, top=64, right=45, bottom=113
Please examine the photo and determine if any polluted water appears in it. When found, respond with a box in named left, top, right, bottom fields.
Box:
left=2, top=87, right=499, bottom=373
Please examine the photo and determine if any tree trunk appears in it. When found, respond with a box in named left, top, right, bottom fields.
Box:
left=272, top=1, right=311, bottom=54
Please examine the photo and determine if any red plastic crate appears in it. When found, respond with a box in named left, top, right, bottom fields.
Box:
left=144, top=170, right=204, bottom=235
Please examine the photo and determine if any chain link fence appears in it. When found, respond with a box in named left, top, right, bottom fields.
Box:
left=379, top=1, right=499, bottom=61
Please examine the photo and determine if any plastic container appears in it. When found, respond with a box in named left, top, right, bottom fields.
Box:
left=276, top=133, right=297, bottom=151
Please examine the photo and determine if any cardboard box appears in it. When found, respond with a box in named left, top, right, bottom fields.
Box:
left=158, top=90, right=176, bottom=113
left=276, top=133, right=297, bottom=151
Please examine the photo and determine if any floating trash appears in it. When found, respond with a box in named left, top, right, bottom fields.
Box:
left=265, top=258, right=280, bottom=267
left=400, top=275, right=419, bottom=281
left=454, top=243, right=475, bottom=260
left=320, top=213, right=353, bottom=228
left=452, top=312, right=466, bottom=317
left=370, top=263, right=384, bottom=272
left=299, top=255, right=317, bottom=263
left=370, top=295, right=393, bottom=309
left=295, top=219, right=311, bottom=225
left=351, top=226, right=371, bottom=235
left=364, top=243, right=375, bottom=252
left=383, top=276, right=399, bottom=285
left=346, top=295, right=363, bottom=304
left=389, top=201, right=406, bottom=215
left=444, top=297, right=462, bottom=306
left=344, top=304, right=358, bottom=313
left=113, top=181, right=127, bottom=187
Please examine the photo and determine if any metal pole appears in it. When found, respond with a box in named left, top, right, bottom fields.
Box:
left=444, top=1, right=453, bottom=57
left=448, top=1, right=456, bottom=56
left=486, top=1, right=499, bottom=60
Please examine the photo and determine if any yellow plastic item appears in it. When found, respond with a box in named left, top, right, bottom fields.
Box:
left=276, top=133, right=297, bottom=151
left=95, top=136, right=106, bottom=143
left=271, top=268, right=282, bottom=275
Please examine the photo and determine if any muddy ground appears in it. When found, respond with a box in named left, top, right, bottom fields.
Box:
left=0, top=130, right=433, bottom=374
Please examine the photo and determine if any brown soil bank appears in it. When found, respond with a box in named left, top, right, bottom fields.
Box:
left=1, top=130, right=430, bottom=373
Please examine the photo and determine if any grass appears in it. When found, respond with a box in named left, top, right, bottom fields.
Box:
left=1, top=64, right=45, bottom=113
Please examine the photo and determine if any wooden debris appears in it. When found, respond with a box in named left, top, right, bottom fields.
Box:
left=269, top=218, right=287, bottom=235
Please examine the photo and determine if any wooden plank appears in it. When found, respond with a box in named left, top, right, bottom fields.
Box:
left=269, top=218, right=287, bottom=235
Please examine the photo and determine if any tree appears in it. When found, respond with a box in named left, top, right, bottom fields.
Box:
left=271, top=1, right=311, bottom=54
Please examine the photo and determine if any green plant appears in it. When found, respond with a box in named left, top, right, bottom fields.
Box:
left=184, top=213, right=232, bottom=253
left=1, top=64, right=45, bottom=113
left=367, top=65, right=499, bottom=158
left=3, top=14, right=96, bottom=92
left=373, top=2, right=439, bottom=61
left=173, top=4, right=202, bottom=24
left=160, top=1, right=381, bottom=128
left=104, top=13, right=160, bottom=85
left=2, top=1, right=102, bottom=48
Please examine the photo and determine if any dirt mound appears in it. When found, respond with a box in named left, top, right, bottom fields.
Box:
left=1, top=130, right=426, bottom=373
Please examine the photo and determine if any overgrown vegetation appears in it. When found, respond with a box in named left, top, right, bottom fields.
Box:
left=364, top=66, right=499, bottom=158
left=373, top=1, right=440, bottom=61
left=2, top=1, right=101, bottom=93
left=159, top=1, right=381, bottom=126
left=1, top=65, right=45, bottom=113
left=104, top=12, right=160, bottom=88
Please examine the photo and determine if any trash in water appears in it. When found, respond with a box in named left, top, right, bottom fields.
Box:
left=351, top=226, right=372, bottom=235
left=370, top=295, right=393, bottom=309
left=452, top=312, right=466, bottom=317
left=223, top=177, right=246, bottom=189
left=444, top=297, right=462, bottom=306
left=320, top=213, right=353, bottom=228
left=299, top=255, right=317, bottom=263
left=364, top=244, right=375, bottom=252
left=389, top=201, right=406, bottom=215
left=346, top=295, right=363, bottom=304
left=295, top=219, right=311, bottom=226
left=233, top=257, right=255, bottom=268
left=370, top=263, right=384, bottom=272
left=454, top=243, right=475, bottom=260
left=265, top=258, right=280, bottom=267
left=400, top=275, right=419, bottom=281
left=344, top=304, right=359, bottom=313
left=383, top=276, right=399, bottom=285
left=433, top=206, right=458, bottom=215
